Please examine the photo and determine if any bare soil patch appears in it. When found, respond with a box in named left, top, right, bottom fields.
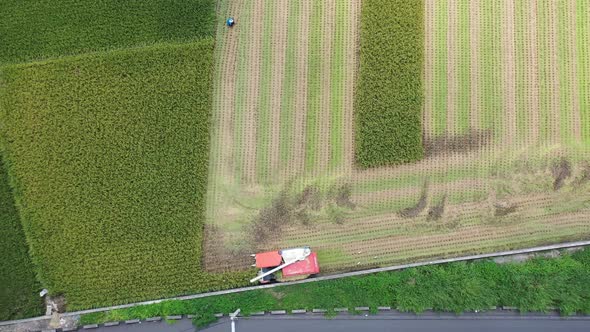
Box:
left=494, top=200, right=518, bottom=217
left=551, top=158, right=572, bottom=191
left=203, top=224, right=252, bottom=272
left=399, top=180, right=430, bottom=218
left=423, top=129, right=492, bottom=157
left=427, top=194, right=447, bottom=221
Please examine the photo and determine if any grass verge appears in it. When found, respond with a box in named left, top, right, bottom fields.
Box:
left=0, top=156, right=43, bottom=320
left=80, top=248, right=590, bottom=327
left=354, top=0, right=424, bottom=167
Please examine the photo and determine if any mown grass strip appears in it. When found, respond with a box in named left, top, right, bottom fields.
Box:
left=433, top=0, right=448, bottom=136
left=577, top=0, right=590, bottom=145
left=304, top=0, right=324, bottom=172
left=328, top=0, right=348, bottom=170
left=556, top=0, right=574, bottom=145
left=0, top=156, right=44, bottom=320
left=256, top=0, right=274, bottom=182
left=355, top=0, right=424, bottom=167
left=514, top=0, right=528, bottom=144
left=0, top=0, right=216, bottom=66
left=81, top=248, right=590, bottom=327
left=232, top=0, right=255, bottom=183
left=279, top=0, right=301, bottom=167
left=0, top=41, right=251, bottom=309
left=479, top=0, right=502, bottom=136
left=537, top=1, right=550, bottom=143
left=456, top=0, right=471, bottom=135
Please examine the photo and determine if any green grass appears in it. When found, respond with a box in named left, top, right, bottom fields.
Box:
left=232, top=0, right=255, bottom=183
left=305, top=0, right=324, bottom=172
left=255, top=0, right=275, bottom=182
left=329, top=0, right=348, bottom=170
left=480, top=0, right=502, bottom=134
left=279, top=1, right=301, bottom=167
left=433, top=0, right=448, bottom=136
left=0, top=0, right=216, bottom=66
left=0, top=41, right=251, bottom=309
left=514, top=0, right=528, bottom=143
left=81, top=248, right=590, bottom=327
left=537, top=1, right=551, bottom=143
left=456, top=0, right=471, bottom=135
left=0, top=156, right=44, bottom=320
left=577, top=0, right=590, bottom=145
left=355, top=0, right=424, bottom=168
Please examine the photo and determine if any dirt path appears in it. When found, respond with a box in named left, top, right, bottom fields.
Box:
left=206, top=0, right=244, bottom=219
left=501, top=0, right=517, bottom=146
left=268, top=0, right=290, bottom=177
left=289, top=0, right=312, bottom=178
left=566, top=0, right=582, bottom=143
left=446, top=0, right=459, bottom=135
left=316, top=0, right=335, bottom=173
left=241, top=0, right=265, bottom=184
left=524, top=1, right=540, bottom=145
left=469, top=0, right=482, bottom=130
left=342, top=0, right=360, bottom=175
left=211, top=0, right=242, bottom=182
left=546, top=0, right=562, bottom=145
left=423, top=0, right=436, bottom=137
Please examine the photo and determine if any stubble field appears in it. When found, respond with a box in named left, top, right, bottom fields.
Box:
left=205, top=0, right=590, bottom=273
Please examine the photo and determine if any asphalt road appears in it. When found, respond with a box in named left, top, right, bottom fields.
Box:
left=93, top=312, right=590, bottom=332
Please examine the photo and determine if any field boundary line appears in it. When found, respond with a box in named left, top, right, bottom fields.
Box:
left=1, top=240, right=583, bottom=325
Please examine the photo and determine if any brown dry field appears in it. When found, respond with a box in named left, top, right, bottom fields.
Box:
left=205, top=0, right=590, bottom=272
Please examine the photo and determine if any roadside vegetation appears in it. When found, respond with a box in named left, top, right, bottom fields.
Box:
left=0, top=157, right=43, bottom=320
left=81, top=248, right=590, bottom=326
left=355, top=0, right=424, bottom=167
left=0, top=41, right=250, bottom=309
left=0, top=0, right=216, bottom=65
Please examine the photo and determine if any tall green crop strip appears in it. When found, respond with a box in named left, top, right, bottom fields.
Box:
left=0, top=156, right=43, bottom=320
left=0, top=41, right=250, bottom=309
left=0, top=0, right=216, bottom=66
left=355, top=0, right=424, bottom=168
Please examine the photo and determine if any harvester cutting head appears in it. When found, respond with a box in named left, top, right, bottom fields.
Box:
left=250, top=247, right=320, bottom=283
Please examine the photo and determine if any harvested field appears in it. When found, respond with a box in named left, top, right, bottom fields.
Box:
left=206, top=0, right=590, bottom=273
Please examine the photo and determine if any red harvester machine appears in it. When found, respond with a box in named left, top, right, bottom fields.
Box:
left=250, top=246, right=320, bottom=283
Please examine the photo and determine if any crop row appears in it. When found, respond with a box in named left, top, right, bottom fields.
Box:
left=0, top=41, right=250, bottom=309
left=354, top=0, right=424, bottom=168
